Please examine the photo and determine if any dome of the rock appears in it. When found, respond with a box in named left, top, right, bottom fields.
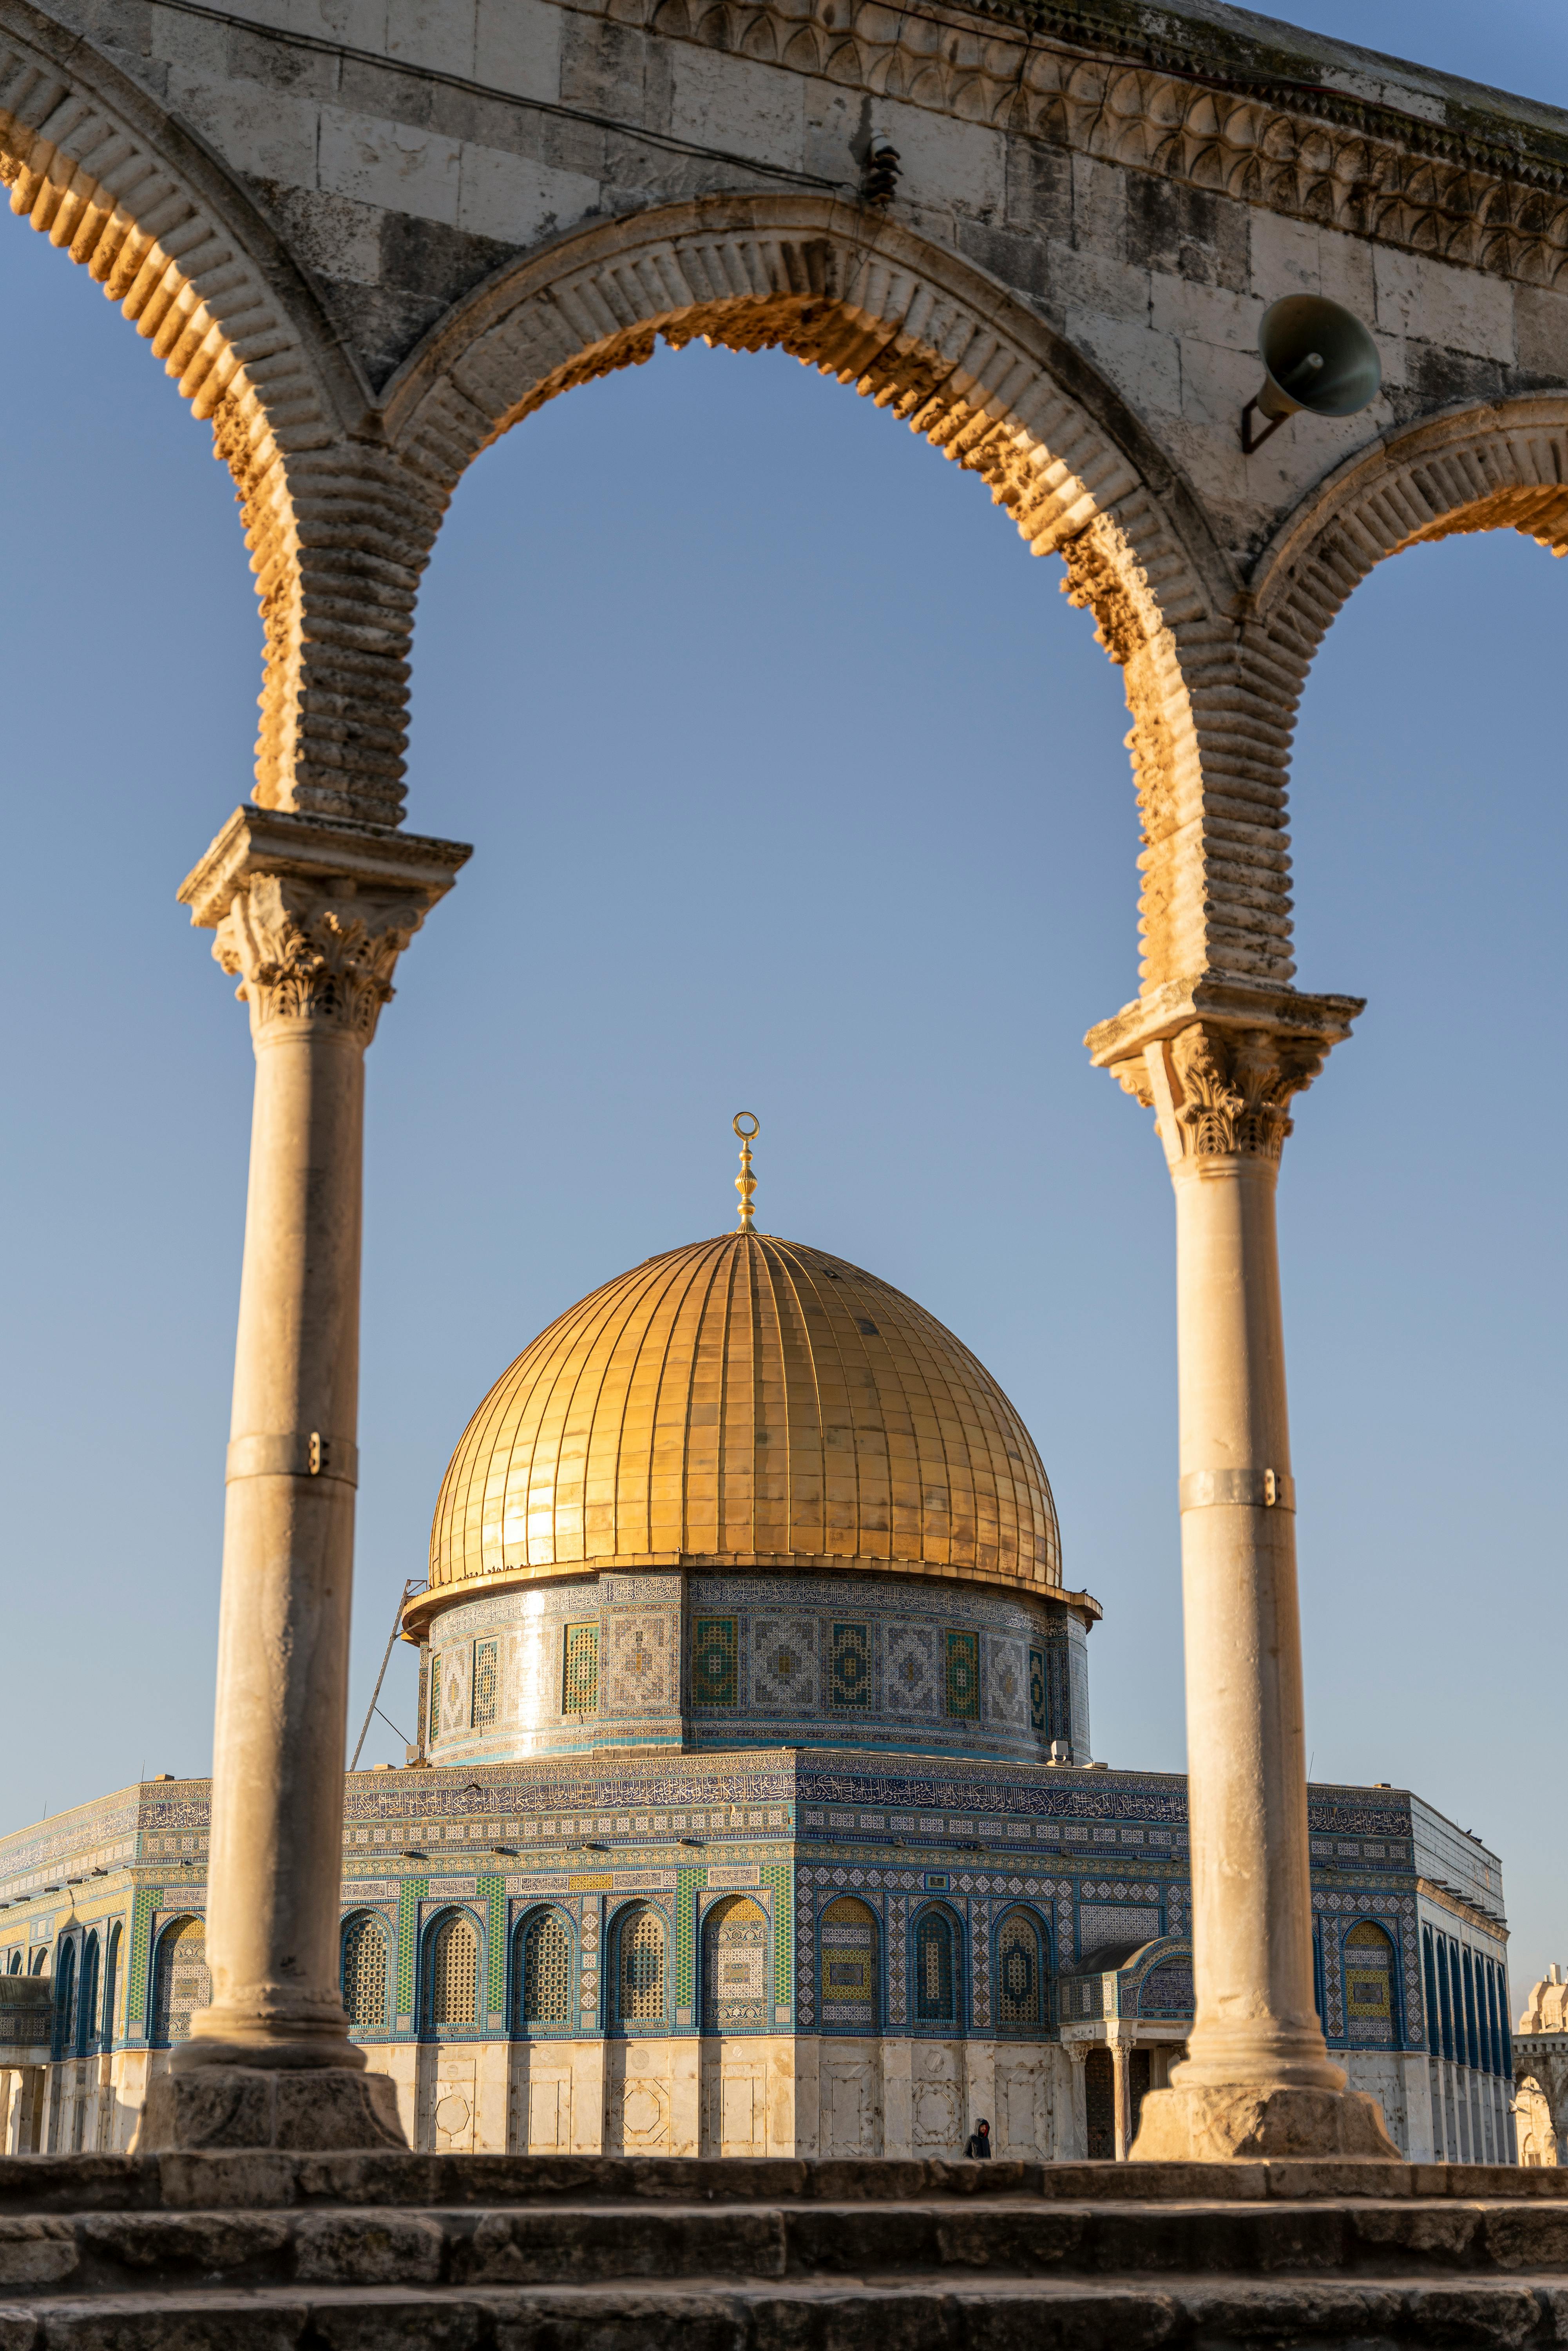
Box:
left=425, top=1231, right=1062, bottom=1599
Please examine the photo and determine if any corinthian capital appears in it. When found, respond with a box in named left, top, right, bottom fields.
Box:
left=179, top=807, right=471, bottom=1047
left=1085, top=978, right=1364, bottom=1168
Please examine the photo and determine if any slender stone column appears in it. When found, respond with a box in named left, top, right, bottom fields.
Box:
left=1110, top=2036, right=1131, bottom=2161
left=1087, top=983, right=1398, bottom=2163
left=135, top=808, right=467, bottom=2153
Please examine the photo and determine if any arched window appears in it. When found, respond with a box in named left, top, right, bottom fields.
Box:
left=341, top=1912, right=391, bottom=2030
left=818, top=1897, right=878, bottom=2030
left=702, top=1896, right=767, bottom=2032
left=78, top=1934, right=101, bottom=2057
left=29, top=1947, right=47, bottom=1975
left=996, top=1909, right=1046, bottom=2029
left=914, top=1906, right=959, bottom=2027
left=101, top=1925, right=121, bottom=2048
left=1343, top=1920, right=1397, bottom=2048
left=7, top=1949, right=20, bottom=1975
left=614, top=1905, right=666, bottom=2028
left=518, top=1908, right=574, bottom=2029
left=426, top=1911, right=479, bottom=2031
left=150, top=1918, right=210, bottom=2048
left=53, top=1940, right=77, bottom=2059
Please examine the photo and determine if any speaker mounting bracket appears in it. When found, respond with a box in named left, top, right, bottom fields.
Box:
left=1240, top=397, right=1286, bottom=455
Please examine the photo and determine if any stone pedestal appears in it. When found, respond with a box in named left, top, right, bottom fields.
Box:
left=136, top=2064, right=404, bottom=2154
left=152, top=808, right=467, bottom=2151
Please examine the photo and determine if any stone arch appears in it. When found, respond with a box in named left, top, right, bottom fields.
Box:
left=421, top=1905, right=482, bottom=2036
left=701, top=1894, right=768, bottom=2033
left=1341, top=1916, right=1400, bottom=2049
left=51, top=1932, right=76, bottom=2059
left=148, top=1915, right=207, bottom=2048
left=0, top=4, right=418, bottom=821
left=818, top=1894, right=878, bottom=2032
left=610, top=1900, right=669, bottom=2032
left=340, top=1909, right=393, bottom=2032
left=993, top=1903, right=1050, bottom=2031
left=514, top=1903, right=576, bottom=2032
left=910, top=1899, right=964, bottom=2031
left=1243, top=396, right=1568, bottom=830
left=382, top=193, right=1251, bottom=993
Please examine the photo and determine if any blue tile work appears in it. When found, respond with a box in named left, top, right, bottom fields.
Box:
left=420, top=1572, right=1090, bottom=1769
left=0, top=1757, right=1500, bottom=2069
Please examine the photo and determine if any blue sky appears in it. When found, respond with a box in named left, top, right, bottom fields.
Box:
left=2, top=0, right=1563, bottom=2002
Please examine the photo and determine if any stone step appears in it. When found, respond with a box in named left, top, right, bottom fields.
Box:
left=6, top=2273, right=1568, bottom=2349
left=4, top=2192, right=1568, bottom=2300
left=2, top=2152, right=1561, bottom=2214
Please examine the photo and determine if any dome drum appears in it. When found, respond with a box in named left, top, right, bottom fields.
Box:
left=413, top=1567, right=1092, bottom=1771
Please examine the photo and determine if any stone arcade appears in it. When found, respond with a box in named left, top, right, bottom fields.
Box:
left=4, top=0, right=1568, bottom=2329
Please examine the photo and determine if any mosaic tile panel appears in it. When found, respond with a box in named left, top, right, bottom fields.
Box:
left=440, top=1646, right=472, bottom=1740
left=675, top=1867, right=703, bottom=2020
left=127, top=1886, right=159, bottom=2031
left=479, top=1873, right=506, bottom=2017
left=830, top=1623, right=871, bottom=1712
left=971, top=1900, right=991, bottom=2028
left=396, top=1879, right=428, bottom=2020
left=703, top=1896, right=768, bottom=2029
left=603, top=1609, right=678, bottom=1717
left=751, top=1616, right=818, bottom=1712
left=692, top=1617, right=739, bottom=1708
left=762, top=1862, right=792, bottom=2017
left=883, top=1625, right=938, bottom=1717
left=1079, top=1902, right=1161, bottom=1959
left=943, top=1630, right=979, bottom=1721
left=985, top=1636, right=1027, bottom=1728
left=562, top=1623, right=598, bottom=1715
left=473, top=1641, right=499, bottom=1727
left=1028, top=1648, right=1046, bottom=1736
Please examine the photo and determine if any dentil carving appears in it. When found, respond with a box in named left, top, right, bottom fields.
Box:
left=213, top=872, right=426, bottom=1043
left=1114, top=1022, right=1332, bottom=1161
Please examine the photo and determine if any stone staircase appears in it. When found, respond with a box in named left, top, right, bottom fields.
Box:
left=3, top=2150, right=1568, bottom=2347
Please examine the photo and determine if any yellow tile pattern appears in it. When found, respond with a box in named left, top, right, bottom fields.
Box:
left=429, top=1233, right=1062, bottom=1596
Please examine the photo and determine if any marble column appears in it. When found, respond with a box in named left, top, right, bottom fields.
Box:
left=135, top=808, right=467, bottom=2152
left=1088, top=984, right=1398, bottom=2162
left=1110, top=2035, right=1131, bottom=2162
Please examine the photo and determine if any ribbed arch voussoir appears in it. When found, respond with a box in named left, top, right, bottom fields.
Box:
left=0, top=7, right=428, bottom=824
left=1249, top=395, right=1568, bottom=721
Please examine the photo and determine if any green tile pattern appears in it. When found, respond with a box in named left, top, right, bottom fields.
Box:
left=676, top=1866, right=704, bottom=2010
left=480, top=1873, right=507, bottom=2016
left=127, top=1887, right=160, bottom=2029
left=397, top=1878, right=429, bottom=2018
left=762, top=1862, right=791, bottom=2010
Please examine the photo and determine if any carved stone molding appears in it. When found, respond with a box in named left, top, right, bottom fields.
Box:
left=583, top=0, right=1568, bottom=290
left=179, top=806, right=471, bottom=1047
left=212, top=875, right=425, bottom=1044
left=1085, top=978, right=1363, bottom=1166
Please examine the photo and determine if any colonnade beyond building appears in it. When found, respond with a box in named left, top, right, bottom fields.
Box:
left=5, top=0, right=1565, bottom=2160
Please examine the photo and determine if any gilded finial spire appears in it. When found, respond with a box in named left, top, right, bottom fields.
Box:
left=733, top=1112, right=759, bottom=1232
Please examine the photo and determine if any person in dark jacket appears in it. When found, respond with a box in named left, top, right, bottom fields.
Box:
left=964, top=2119, right=991, bottom=2158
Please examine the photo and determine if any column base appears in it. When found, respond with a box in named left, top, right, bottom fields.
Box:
left=132, top=2065, right=406, bottom=2153
left=1130, top=2082, right=1400, bottom=2163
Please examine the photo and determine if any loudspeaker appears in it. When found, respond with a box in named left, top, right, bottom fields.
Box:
left=1242, top=295, right=1381, bottom=452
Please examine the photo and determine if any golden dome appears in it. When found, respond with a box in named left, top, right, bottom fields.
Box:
left=423, top=1232, right=1071, bottom=1607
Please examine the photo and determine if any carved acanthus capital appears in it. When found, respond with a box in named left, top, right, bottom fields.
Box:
left=1086, top=978, right=1364, bottom=1168
left=179, top=806, right=471, bottom=1047
left=214, top=874, right=420, bottom=1041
